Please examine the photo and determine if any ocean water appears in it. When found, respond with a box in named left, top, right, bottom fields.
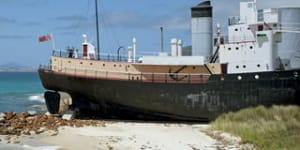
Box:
left=0, top=72, right=45, bottom=113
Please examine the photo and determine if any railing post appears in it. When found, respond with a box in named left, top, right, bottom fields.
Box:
left=152, top=73, right=154, bottom=83
left=165, top=73, right=167, bottom=83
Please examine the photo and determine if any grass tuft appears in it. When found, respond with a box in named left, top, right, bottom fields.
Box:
left=210, top=105, right=300, bottom=150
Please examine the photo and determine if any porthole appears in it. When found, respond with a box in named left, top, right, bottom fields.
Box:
left=114, top=64, right=116, bottom=67
left=68, top=61, right=71, bottom=63
left=80, top=62, right=83, bottom=64
left=243, top=65, right=247, bottom=68
left=236, top=47, right=239, bottom=50
left=90, top=63, right=93, bottom=65
left=228, top=47, right=232, bottom=51
left=103, top=64, right=105, bottom=67
left=247, top=27, right=251, bottom=30
left=235, top=28, right=238, bottom=31
left=294, top=72, right=299, bottom=77
left=128, top=65, right=130, bottom=68
left=119, top=64, right=122, bottom=67
left=236, top=65, right=239, bottom=69
left=193, top=66, right=196, bottom=70
left=237, top=75, right=242, bottom=80
left=250, top=46, right=253, bottom=49
left=257, top=64, right=261, bottom=68
left=255, top=75, right=260, bottom=79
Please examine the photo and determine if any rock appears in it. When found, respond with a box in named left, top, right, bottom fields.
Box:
left=29, top=130, right=36, bottom=135
left=27, top=111, right=37, bottom=116
left=0, top=112, right=5, bottom=118
left=62, top=114, right=74, bottom=121
left=0, top=117, right=5, bottom=123
left=4, top=136, right=11, bottom=141
left=5, top=111, right=15, bottom=120
left=37, top=127, right=47, bottom=134
left=45, top=112, right=51, bottom=116
left=13, top=140, right=21, bottom=144
left=47, top=130, right=58, bottom=136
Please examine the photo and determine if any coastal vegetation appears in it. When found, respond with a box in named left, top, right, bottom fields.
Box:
left=210, top=105, right=300, bottom=150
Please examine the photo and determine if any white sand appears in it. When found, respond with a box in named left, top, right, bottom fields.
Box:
left=41, top=122, right=219, bottom=150
left=0, top=122, right=240, bottom=150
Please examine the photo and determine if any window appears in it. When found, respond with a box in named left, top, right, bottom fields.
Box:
left=80, top=62, right=83, bottom=64
left=250, top=46, right=253, bottom=49
left=258, top=25, right=264, bottom=31
left=236, top=65, right=239, bottom=69
left=236, top=47, right=239, bottom=50
left=90, top=63, right=93, bottom=65
left=243, top=65, right=247, bottom=68
left=228, top=47, right=232, bottom=51
left=103, top=64, right=105, bottom=67
left=257, top=64, right=261, bottom=68
left=235, top=28, right=238, bottom=31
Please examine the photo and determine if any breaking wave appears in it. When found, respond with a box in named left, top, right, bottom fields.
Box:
left=28, top=94, right=45, bottom=103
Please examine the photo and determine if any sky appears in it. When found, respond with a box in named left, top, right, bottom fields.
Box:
left=1, top=0, right=297, bottom=67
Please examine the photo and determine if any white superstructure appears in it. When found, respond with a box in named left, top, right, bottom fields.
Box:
left=131, top=0, right=300, bottom=74
left=219, top=0, right=300, bottom=73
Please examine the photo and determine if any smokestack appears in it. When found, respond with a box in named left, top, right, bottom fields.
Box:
left=191, top=1, right=213, bottom=61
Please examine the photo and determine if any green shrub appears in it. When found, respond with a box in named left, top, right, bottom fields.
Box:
left=211, top=105, right=300, bottom=150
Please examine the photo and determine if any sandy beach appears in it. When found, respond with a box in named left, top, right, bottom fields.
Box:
left=0, top=121, right=245, bottom=150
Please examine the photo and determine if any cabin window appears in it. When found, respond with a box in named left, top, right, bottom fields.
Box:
left=80, top=62, right=83, bottom=64
left=250, top=46, right=253, bottom=49
left=119, top=64, right=122, bottom=67
left=90, top=63, right=93, bottom=65
left=247, top=27, right=251, bottom=30
left=258, top=25, right=264, bottom=31
left=236, top=47, right=239, bottom=50
left=54, top=59, right=56, bottom=61
left=257, top=64, right=261, bottom=68
left=236, top=65, right=239, bottom=69
left=235, top=28, right=238, bottom=31
left=243, top=65, right=247, bottom=68
left=68, top=61, right=71, bottom=63
left=114, top=64, right=116, bottom=67
left=103, top=64, right=105, bottom=67
left=193, top=66, right=196, bottom=70
left=228, top=47, right=232, bottom=51
left=127, top=65, right=130, bottom=68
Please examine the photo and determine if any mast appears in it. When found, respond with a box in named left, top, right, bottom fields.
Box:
left=95, top=0, right=100, bottom=60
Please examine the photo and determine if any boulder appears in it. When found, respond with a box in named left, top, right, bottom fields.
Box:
left=27, top=111, right=37, bottom=116
left=0, top=112, right=5, bottom=118
left=5, top=111, right=15, bottom=120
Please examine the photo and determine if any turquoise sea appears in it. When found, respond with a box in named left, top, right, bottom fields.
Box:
left=0, top=72, right=45, bottom=113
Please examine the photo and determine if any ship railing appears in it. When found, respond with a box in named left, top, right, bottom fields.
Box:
left=39, top=65, right=211, bottom=84
left=52, top=50, right=141, bottom=62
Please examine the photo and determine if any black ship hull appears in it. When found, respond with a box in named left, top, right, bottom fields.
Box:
left=38, top=69, right=300, bottom=121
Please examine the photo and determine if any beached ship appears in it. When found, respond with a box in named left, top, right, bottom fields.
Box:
left=39, top=0, right=300, bottom=121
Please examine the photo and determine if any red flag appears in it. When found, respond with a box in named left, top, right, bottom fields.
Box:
left=38, top=34, right=52, bottom=42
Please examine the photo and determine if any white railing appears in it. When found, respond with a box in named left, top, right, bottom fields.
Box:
left=39, top=65, right=211, bottom=84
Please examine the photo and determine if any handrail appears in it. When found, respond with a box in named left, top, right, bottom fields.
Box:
left=52, top=50, right=141, bottom=63
left=39, top=65, right=211, bottom=84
